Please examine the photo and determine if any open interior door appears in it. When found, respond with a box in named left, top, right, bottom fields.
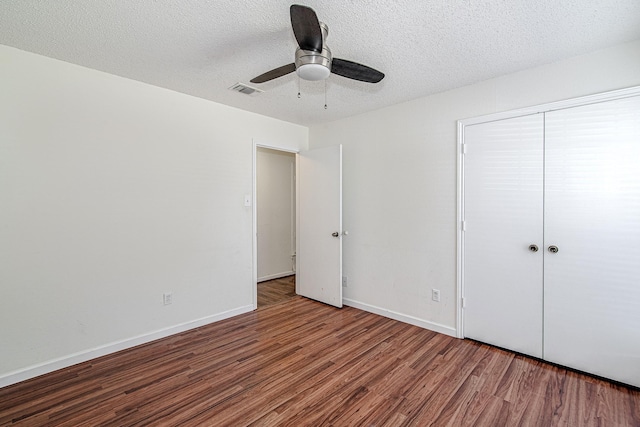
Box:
left=296, top=145, right=343, bottom=308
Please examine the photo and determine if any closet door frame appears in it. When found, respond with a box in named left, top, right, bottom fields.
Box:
left=456, top=85, right=640, bottom=339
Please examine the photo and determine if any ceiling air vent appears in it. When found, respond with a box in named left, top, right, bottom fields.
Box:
left=229, top=82, right=263, bottom=96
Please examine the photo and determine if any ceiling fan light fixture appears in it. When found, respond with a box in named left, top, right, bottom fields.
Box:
left=296, top=63, right=330, bottom=81
left=295, top=46, right=332, bottom=81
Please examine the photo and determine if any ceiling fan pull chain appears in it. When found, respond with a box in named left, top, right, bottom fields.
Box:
left=297, top=76, right=301, bottom=99
left=324, top=80, right=328, bottom=109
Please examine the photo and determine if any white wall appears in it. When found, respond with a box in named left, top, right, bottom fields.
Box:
left=256, top=148, right=296, bottom=281
left=0, top=45, right=307, bottom=386
left=309, top=39, right=640, bottom=336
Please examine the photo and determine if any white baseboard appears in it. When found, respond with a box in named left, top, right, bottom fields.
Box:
left=343, top=298, right=457, bottom=338
left=257, top=271, right=295, bottom=282
left=0, top=304, right=254, bottom=389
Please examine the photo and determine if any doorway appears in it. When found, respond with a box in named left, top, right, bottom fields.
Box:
left=255, top=146, right=297, bottom=308
left=257, top=276, right=296, bottom=308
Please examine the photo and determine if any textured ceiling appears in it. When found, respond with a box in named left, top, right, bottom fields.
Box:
left=1, top=1, right=640, bottom=126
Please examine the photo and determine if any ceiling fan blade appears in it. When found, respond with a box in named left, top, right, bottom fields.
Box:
left=250, top=63, right=296, bottom=83
left=290, top=4, right=322, bottom=53
left=331, top=58, right=385, bottom=83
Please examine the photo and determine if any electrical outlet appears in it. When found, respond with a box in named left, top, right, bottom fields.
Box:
left=432, top=289, right=440, bottom=302
left=163, top=292, right=173, bottom=305
left=342, top=276, right=348, bottom=287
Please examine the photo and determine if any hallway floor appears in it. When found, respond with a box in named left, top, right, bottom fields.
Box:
left=257, top=275, right=296, bottom=308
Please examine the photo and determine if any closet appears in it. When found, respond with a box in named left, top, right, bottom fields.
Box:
left=461, top=90, right=640, bottom=388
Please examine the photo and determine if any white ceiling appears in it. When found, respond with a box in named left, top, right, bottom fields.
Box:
left=1, top=1, right=640, bottom=126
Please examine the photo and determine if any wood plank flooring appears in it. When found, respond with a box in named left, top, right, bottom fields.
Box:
left=1, top=295, right=639, bottom=426
left=257, top=275, right=296, bottom=308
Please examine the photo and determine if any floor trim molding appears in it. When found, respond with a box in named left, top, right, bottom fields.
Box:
left=257, top=271, right=295, bottom=283
left=0, top=304, right=254, bottom=388
left=343, top=298, right=457, bottom=337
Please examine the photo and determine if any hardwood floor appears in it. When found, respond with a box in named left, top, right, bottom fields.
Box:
left=257, top=275, right=296, bottom=308
left=1, top=296, right=639, bottom=426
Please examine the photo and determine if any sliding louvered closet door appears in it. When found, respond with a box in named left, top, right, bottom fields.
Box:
left=463, top=92, right=640, bottom=388
left=543, top=96, right=640, bottom=387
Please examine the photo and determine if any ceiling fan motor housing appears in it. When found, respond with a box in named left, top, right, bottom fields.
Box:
left=295, top=47, right=332, bottom=81
left=295, top=22, right=331, bottom=81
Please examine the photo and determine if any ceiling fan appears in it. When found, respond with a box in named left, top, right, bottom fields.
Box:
left=250, top=4, right=385, bottom=84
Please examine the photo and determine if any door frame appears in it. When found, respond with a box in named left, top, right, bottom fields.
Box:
left=456, top=85, right=640, bottom=339
left=252, top=140, right=299, bottom=310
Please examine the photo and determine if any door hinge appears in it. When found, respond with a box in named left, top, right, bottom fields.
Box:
left=462, top=297, right=466, bottom=308
left=462, top=220, right=466, bottom=231
left=462, top=143, right=467, bottom=155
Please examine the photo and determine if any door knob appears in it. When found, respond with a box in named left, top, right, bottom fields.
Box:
left=332, top=232, right=340, bottom=237
left=529, top=244, right=539, bottom=252
left=548, top=245, right=559, bottom=253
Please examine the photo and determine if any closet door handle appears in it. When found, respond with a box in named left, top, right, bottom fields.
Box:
left=332, top=232, right=340, bottom=237
left=548, top=245, right=559, bottom=253
left=529, top=244, right=539, bottom=252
